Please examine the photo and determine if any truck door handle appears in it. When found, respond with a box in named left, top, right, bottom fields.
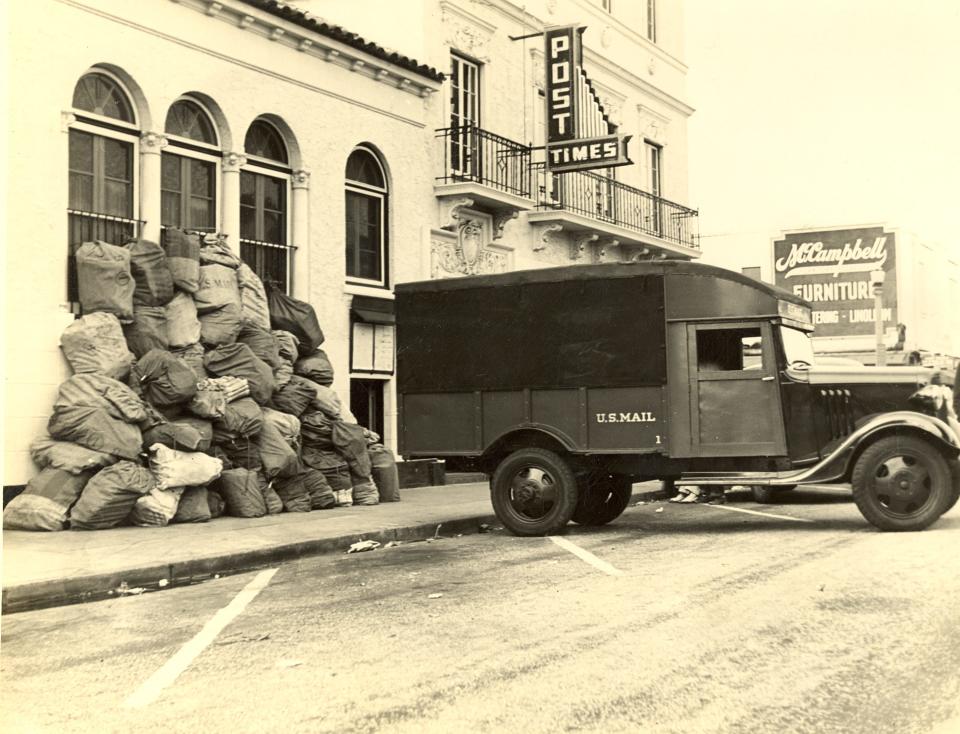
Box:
left=761, top=376, right=776, bottom=381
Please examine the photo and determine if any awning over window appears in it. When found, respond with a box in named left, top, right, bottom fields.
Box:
left=351, top=295, right=395, bottom=324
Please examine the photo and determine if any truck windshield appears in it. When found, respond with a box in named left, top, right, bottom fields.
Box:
left=782, top=325, right=815, bottom=369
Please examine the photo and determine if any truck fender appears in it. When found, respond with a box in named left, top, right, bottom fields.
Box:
left=802, top=411, right=960, bottom=485
left=481, top=423, right=578, bottom=463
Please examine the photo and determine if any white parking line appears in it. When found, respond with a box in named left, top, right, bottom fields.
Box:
left=124, top=568, right=278, bottom=708
left=548, top=536, right=624, bottom=576
left=702, top=504, right=814, bottom=523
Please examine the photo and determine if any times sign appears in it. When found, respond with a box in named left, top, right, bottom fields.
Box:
left=544, top=25, right=631, bottom=174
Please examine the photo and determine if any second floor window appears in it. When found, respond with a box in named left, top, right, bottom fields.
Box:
left=450, top=53, right=480, bottom=177
left=646, top=141, right=662, bottom=199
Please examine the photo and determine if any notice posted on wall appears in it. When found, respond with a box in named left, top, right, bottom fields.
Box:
left=352, top=322, right=395, bottom=373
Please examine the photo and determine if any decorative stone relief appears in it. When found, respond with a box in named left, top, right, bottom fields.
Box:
left=571, top=233, right=598, bottom=261
left=439, top=197, right=475, bottom=231
left=533, top=223, right=562, bottom=252
left=596, top=238, right=620, bottom=263
left=601, top=26, right=614, bottom=49
left=139, top=132, right=168, bottom=154
left=222, top=152, right=247, bottom=172
left=441, top=2, right=495, bottom=62
left=545, top=0, right=558, bottom=15
left=591, top=79, right=625, bottom=129
left=430, top=224, right=508, bottom=278
left=292, top=169, right=311, bottom=190
left=638, top=105, right=670, bottom=145
left=648, top=57, right=657, bottom=76
left=492, top=211, right=518, bottom=240
left=621, top=246, right=650, bottom=263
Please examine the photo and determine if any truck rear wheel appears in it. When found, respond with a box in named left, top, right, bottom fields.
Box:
left=572, top=474, right=633, bottom=526
left=851, top=436, right=952, bottom=531
left=490, top=448, right=579, bottom=536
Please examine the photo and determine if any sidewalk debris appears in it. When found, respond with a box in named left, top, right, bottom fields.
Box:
left=478, top=523, right=492, bottom=533
left=115, top=582, right=146, bottom=596
left=347, top=539, right=381, bottom=553
left=428, top=592, right=443, bottom=599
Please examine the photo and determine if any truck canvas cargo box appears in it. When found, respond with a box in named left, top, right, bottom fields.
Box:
left=396, top=262, right=959, bottom=536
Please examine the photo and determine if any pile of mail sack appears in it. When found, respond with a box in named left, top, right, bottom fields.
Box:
left=4, top=232, right=401, bottom=532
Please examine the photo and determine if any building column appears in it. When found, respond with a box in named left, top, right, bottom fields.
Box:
left=139, top=132, right=168, bottom=242
left=291, top=168, right=311, bottom=301
left=221, top=152, right=247, bottom=254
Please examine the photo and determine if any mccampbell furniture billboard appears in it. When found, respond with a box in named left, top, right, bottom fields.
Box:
left=773, top=226, right=897, bottom=338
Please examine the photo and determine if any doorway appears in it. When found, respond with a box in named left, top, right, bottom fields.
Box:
left=350, top=379, right=385, bottom=440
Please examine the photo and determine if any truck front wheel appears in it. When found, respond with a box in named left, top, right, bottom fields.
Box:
left=490, top=448, right=579, bottom=536
left=572, top=474, right=633, bottom=526
left=851, top=436, right=952, bottom=531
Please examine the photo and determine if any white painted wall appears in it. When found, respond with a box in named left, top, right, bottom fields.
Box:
left=4, top=0, right=440, bottom=485
left=5, top=0, right=694, bottom=485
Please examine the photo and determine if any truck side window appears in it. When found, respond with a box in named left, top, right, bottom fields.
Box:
left=697, top=327, right=763, bottom=371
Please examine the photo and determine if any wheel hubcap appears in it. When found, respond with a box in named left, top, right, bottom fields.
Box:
left=873, top=454, right=932, bottom=516
left=509, top=467, right=556, bottom=521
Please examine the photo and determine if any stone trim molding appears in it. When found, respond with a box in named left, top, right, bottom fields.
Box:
left=171, top=0, right=442, bottom=97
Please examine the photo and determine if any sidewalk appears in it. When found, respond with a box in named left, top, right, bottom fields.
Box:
left=1, top=480, right=668, bottom=614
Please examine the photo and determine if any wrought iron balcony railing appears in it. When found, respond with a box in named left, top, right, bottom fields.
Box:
left=533, top=163, right=700, bottom=250
left=436, top=125, right=533, bottom=199
left=239, top=237, right=294, bottom=294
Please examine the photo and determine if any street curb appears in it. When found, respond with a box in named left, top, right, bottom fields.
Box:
left=1, top=513, right=497, bottom=616
left=1, top=485, right=668, bottom=615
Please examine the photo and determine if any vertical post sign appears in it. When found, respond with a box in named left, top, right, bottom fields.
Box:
left=544, top=25, right=631, bottom=173
left=545, top=26, right=579, bottom=142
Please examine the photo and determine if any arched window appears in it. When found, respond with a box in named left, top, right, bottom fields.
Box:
left=240, top=119, right=292, bottom=291
left=162, top=99, right=219, bottom=232
left=345, top=146, right=388, bottom=287
left=68, top=70, right=140, bottom=303
left=72, top=72, right=135, bottom=122
left=244, top=121, right=288, bottom=163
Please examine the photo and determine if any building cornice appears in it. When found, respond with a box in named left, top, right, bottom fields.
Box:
left=56, top=0, right=436, bottom=127
left=170, top=0, right=443, bottom=97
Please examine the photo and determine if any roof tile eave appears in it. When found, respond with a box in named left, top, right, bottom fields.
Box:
left=238, top=0, right=444, bottom=83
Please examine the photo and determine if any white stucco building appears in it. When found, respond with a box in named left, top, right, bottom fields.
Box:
left=4, top=0, right=697, bottom=487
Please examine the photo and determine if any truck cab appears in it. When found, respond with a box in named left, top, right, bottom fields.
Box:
left=395, top=262, right=959, bottom=536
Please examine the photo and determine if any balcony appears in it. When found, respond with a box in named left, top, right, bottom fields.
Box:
left=433, top=127, right=700, bottom=259
left=528, top=163, right=700, bottom=258
left=434, top=126, right=534, bottom=221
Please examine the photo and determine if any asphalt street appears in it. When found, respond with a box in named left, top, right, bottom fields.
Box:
left=3, top=487, right=960, bottom=734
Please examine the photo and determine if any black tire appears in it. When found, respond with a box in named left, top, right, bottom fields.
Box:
left=751, top=485, right=795, bottom=504
left=946, top=459, right=960, bottom=514
left=851, top=436, right=952, bottom=531
left=490, top=448, right=579, bottom=536
left=572, top=474, right=633, bottom=526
